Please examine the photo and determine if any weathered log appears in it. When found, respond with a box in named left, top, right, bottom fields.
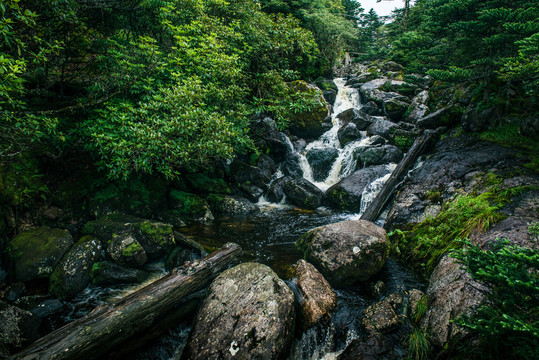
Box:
left=11, top=242, right=242, bottom=360
left=361, top=130, right=436, bottom=222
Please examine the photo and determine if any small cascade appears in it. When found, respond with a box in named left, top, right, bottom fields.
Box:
left=359, top=163, right=397, bottom=215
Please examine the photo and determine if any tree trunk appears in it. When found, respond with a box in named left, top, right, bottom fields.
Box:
left=11, top=243, right=242, bottom=360
left=360, top=130, right=436, bottom=222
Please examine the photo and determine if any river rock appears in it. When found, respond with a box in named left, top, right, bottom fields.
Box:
left=367, top=118, right=398, bottom=139
left=296, top=220, right=390, bottom=287
left=314, top=78, right=338, bottom=92
left=383, top=98, right=409, bottom=121
left=323, top=90, right=337, bottom=105
left=325, top=165, right=392, bottom=212
left=290, top=259, right=337, bottom=329
left=90, top=261, right=149, bottom=286
left=266, top=176, right=290, bottom=203
left=420, top=255, right=486, bottom=348
left=306, top=148, right=339, bottom=182
left=182, top=263, right=295, bottom=360
left=282, top=153, right=304, bottom=178
left=49, top=235, right=102, bottom=298
left=168, top=190, right=214, bottom=224
left=164, top=245, right=202, bottom=271
left=206, top=195, right=258, bottom=215
left=287, top=81, right=329, bottom=140
left=338, top=122, right=363, bottom=146
left=239, top=183, right=264, bottom=203
left=362, top=293, right=403, bottom=334
left=0, top=301, right=41, bottom=356
left=355, top=145, right=403, bottom=168
left=107, top=233, right=147, bottom=268
left=283, top=178, right=324, bottom=210
left=362, top=101, right=382, bottom=116
left=336, top=108, right=374, bottom=130
left=405, top=90, right=430, bottom=123
left=337, top=334, right=390, bottom=360
left=416, top=107, right=450, bottom=129
left=6, top=226, right=73, bottom=283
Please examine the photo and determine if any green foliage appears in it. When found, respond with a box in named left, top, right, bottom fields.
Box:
left=408, top=329, right=429, bottom=360
left=0, top=153, right=48, bottom=208
left=390, top=174, right=529, bottom=276
left=452, top=239, right=539, bottom=360
left=479, top=123, right=538, bottom=151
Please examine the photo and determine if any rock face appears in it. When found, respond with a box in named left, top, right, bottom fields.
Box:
left=290, top=260, right=337, bottom=330
left=283, top=178, right=324, bottom=210
left=306, top=148, right=339, bottom=182
left=0, top=301, right=41, bottom=356
left=49, top=235, right=102, bottom=298
left=182, top=262, right=295, bottom=360
left=420, top=255, right=486, bottom=348
left=325, top=165, right=392, bottom=212
left=296, top=220, right=390, bottom=287
left=6, top=227, right=73, bottom=282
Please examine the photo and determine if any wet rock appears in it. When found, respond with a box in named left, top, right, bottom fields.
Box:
left=287, top=81, right=329, bottom=140
left=107, top=233, right=147, bottom=268
left=282, top=153, right=304, bottom=178
left=338, top=122, right=363, bottom=146
left=49, top=235, right=103, bottom=298
left=361, top=101, right=382, bottom=116
left=323, top=90, right=337, bottom=105
left=296, top=220, right=390, bottom=287
left=289, top=260, right=337, bottom=329
left=420, top=255, right=486, bottom=348
left=337, top=334, right=391, bottom=360
left=266, top=176, right=289, bottom=203
left=306, top=148, right=339, bottom=182
left=0, top=301, right=41, bottom=356
left=314, top=78, right=338, bottom=92
left=3, top=283, right=25, bottom=302
left=229, top=160, right=272, bottom=190
left=283, top=178, right=324, bottom=210
left=169, top=190, right=214, bottom=224
left=206, top=195, right=258, bottom=215
left=392, top=128, right=419, bottom=151
left=405, top=90, right=430, bottom=123
left=367, top=118, right=398, bottom=139
left=182, top=263, right=295, bottom=360
left=336, top=108, right=374, bottom=130
left=6, top=226, right=73, bottom=282
left=239, top=183, right=265, bottom=203
left=362, top=293, right=403, bottom=334
left=325, top=165, right=392, bottom=212
left=90, top=261, right=149, bottom=286
left=264, top=131, right=292, bottom=163
left=133, top=221, right=175, bottom=259
left=293, top=138, right=307, bottom=153
left=383, top=98, right=409, bottom=121
left=361, top=88, right=410, bottom=110
left=29, top=298, right=65, bottom=320
left=369, top=135, right=386, bottom=145
left=416, top=107, right=450, bottom=129
left=354, top=145, right=403, bottom=168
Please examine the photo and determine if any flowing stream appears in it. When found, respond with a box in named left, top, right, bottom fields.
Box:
left=61, top=79, right=420, bottom=359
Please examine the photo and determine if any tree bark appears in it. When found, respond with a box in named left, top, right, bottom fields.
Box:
left=360, top=130, right=436, bottom=222
left=11, top=242, right=242, bottom=360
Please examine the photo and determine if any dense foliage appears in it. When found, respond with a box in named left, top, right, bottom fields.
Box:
left=453, top=238, right=539, bottom=360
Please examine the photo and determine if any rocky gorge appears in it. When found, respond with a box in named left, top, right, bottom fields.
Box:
left=0, top=61, right=537, bottom=360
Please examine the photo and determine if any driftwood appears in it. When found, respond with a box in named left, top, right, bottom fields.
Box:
left=12, top=242, right=242, bottom=360
left=361, top=130, right=436, bottom=222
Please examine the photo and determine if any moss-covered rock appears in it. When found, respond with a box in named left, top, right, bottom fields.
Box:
left=283, top=178, right=324, bottom=210
left=90, top=261, right=149, bottom=286
left=287, top=81, right=329, bottom=140
left=206, top=195, right=258, bottom=215
left=168, top=190, right=214, bottom=224
left=49, top=235, right=102, bottom=298
left=107, top=234, right=147, bottom=268
left=6, top=227, right=73, bottom=282
left=133, top=221, right=175, bottom=258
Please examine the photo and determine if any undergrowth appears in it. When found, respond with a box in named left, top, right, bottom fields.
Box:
left=389, top=173, right=534, bottom=277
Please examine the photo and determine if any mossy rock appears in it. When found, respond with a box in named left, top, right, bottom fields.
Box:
left=88, top=176, right=167, bottom=218
left=90, top=261, right=149, bottom=286
left=168, top=190, right=214, bottom=224
left=49, top=235, right=102, bottom=298
left=206, top=194, right=258, bottom=215
left=6, top=227, right=73, bottom=283
left=133, top=221, right=175, bottom=258
left=314, top=77, right=338, bottom=92
left=287, top=81, right=328, bottom=140
left=185, top=173, right=231, bottom=195
left=107, top=234, right=148, bottom=267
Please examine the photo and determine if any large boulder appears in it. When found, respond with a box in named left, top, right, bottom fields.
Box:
left=266, top=176, right=290, bottom=203
left=367, top=118, right=399, bottom=139
left=6, top=227, right=73, bottom=283
left=336, top=108, right=374, bottom=130
left=405, top=90, right=430, bottom=123
left=168, top=190, right=214, bottom=224
left=383, top=98, right=410, bottom=121
left=49, top=235, right=102, bottom=298
left=325, top=165, right=392, bottom=212
left=281, top=154, right=304, bottom=178
left=182, top=263, right=295, bottom=360
left=0, top=301, right=41, bottom=356
left=416, top=107, right=450, bottom=129
left=287, top=81, right=329, bottom=140
left=229, top=160, right=272, bottom=190
left=106, top=233, right=148, bottom=268
left=354, top=145, right=403, bottom=168
left=289, top=260, right=337, bottom=330
left=338, top=122, right=363, bottom=146
left=296, top=220, right=390, bottom=287
left=306, top=148, right=339, bottom=182
left=283, top=178, right=324, bottom=210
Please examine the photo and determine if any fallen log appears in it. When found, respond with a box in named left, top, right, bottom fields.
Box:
left=361, top=130, right=436, bottom=222
left=11, top=242, right=242, bottom=360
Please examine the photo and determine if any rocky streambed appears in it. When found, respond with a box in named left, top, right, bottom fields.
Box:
left=1, top=61, right=537, bottom=359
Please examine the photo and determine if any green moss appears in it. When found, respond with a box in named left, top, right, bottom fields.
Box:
left=394, top=134, right=415, bottom=151
left=136, top=221, right=173, bottom=246
left=169, top=190, right=209, bottom=216
left=390, top=174, right=536, bottom=277
left=424, top=190, right=441, bottom=203
left=122, top=242, right=143, bottom=257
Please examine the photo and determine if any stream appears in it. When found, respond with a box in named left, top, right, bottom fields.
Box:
left=62, top=79, right=424, bottom=359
